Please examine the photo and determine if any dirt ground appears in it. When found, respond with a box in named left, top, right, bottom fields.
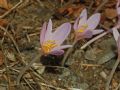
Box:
left=0, top=0, right=119, bottom=90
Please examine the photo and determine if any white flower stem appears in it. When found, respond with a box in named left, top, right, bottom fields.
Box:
left=80, top=31, right=108, bottom=50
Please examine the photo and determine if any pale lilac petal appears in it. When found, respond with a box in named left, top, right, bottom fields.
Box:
left=73, top=17, right=79, bottom=30
left=116, top=20, right=120, bottom=29
left=78, top=16, right=87, bottom=29
left=92, top=29, right=104, bottom=35
left=44, top=19, right=53, bottom=41
left=117, top=0, right=120, bottom=15
left=83, top=30, right=93, bottom=38
left=75, top=30, right=93, bottom=40
left=86, top=13, right=100, bottom=30
left=50, top=50, right=64, bottom=55
left=52, top=23, right=71, bottom=45
left=117, top=36, right=120, bottom=45
left=73, top=9, right=87, bottom=30
left=40, top=22, right=47, bottom=44
left=117, top=7, right=120, bottom=15
left=80, top=8, right=87, bottom=19
left=117, top=36, right=120, bottom=54
left=52, top=45, right=72, bottom=51
left=78, top=9, right=87, bottom=28
left=112, top=27, right=120, bottom=42
left=116, top=0, right=120, bottom=29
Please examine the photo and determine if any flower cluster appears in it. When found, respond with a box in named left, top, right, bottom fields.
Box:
left=40, top=9, right=105, bottom=55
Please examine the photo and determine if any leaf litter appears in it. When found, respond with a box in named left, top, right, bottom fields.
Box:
left=0, top=0, right=119, bottom=90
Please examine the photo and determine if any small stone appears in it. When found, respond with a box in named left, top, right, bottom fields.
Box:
left=32, top=63, right=45, bottom=74
left=0, top=86, right=7, bottom=90
left=79, top=83, right=89, bottom=90
left=100, top=71, right=107, bottom=79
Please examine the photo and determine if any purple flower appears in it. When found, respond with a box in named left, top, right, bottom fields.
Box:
left=116, top=0, right=120, bottom=29
left=73, top=9, right=104, bottom=40
left=117, top=0, right=120, bottom=15
left=40, top=19, right=72, bottom=55
left=112, top=27, right=120, bottom=54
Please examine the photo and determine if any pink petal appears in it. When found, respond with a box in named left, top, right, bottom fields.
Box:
left=50, top=50, right=64, bottom=55
left=80, top=8, right=87, bottom=19
left=86, top=13, right=100, bottom=30
left=73, top=17, right=79, bottom=30
left=44, top=19, right=53, bottom=41
left=40, top=22, right=47, bottom=44
left=52, top=23, right=71, bottom=45
left=78, top=16, right=87, bottom=29
left=83, top=30, right=93, bottom=38
left=117, top=36, right=120, bottom=55
left=112, top=27, right=120, bottom=42
left=78, top=9, right=87, bottom=28
left=117, top=7, right=120, bottom=15
left=116, top=0, right=120, bottom=29
left=92, top=29, right=104, bottom=35
left=117, top=0, right=120, bottom=15
left=116, top=20, right=120, bottom=29
left=52, top=45, right=72, bottom=51
left=75, top=30, right=93, bottom=40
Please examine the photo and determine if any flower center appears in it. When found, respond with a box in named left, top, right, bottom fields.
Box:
left=76, top=24, right=88, bottom=32
left=42, top=40, right=57, bottom=54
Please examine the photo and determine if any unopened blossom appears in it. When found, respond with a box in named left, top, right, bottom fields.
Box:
left=40, top=19, right=72, bottom=55
left=73, top=9, right=104, bottom=40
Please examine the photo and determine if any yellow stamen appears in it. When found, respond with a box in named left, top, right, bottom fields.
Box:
left=76, top=24, right=88, bottom=33
left=42, top=40, right=57, bottom=54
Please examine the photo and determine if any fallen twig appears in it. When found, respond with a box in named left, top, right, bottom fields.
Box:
left=105, top=58, right=120, bottom=90
left=88, top=0, right=95, bottom=14
left=16, top=54, right=41, bottom=85
left=61, top=40, right=77, bottom=66
left=115, top=83, right=120, bottom=90
left=0, top=42, right=11, bottom=90
left=23, top=78, right=35, bottom=90
left=94, top=0, right=109, bottom=13
left=39, top=82, right=66, bottom=90
left=0, top=26, right=26, bottom=64
left=80, top=31, right=108, bottom=50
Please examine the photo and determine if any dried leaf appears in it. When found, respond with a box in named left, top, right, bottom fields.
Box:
left=0, top=19, right=8, bottom=26
left=57, top=4, right=85, bottom=17
left=0, top=0, right=12, bottom=10
left=105, top=8, right=117, bottom=19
